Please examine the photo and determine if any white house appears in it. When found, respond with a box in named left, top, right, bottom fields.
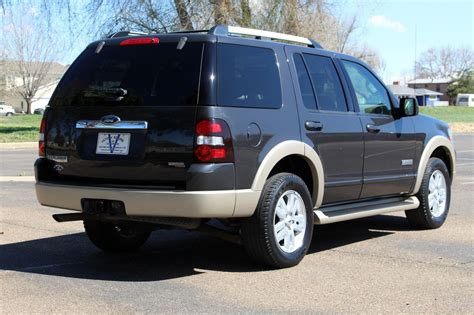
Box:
left=388, top=83, right=445, bottom=106
left=407, top=78, right=454, bottom=103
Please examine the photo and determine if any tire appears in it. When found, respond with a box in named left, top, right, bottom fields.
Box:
left=84, top=220, right=151, bottom=252
left=405, top=157, right=451, bottom=229
left=241, top=173, right=314, bottom=268
left=6, top=112, right=13, bottom=117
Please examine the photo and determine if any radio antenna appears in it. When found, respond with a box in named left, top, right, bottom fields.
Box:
left=413, top=24, right=417, bottom=98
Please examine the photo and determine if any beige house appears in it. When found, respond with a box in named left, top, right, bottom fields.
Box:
left=0, top=61, right=67, bottom=112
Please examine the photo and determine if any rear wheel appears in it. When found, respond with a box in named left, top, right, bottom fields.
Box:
left=84, top=220, right=151, bottom=252
left=6, top=112, right=13, bottom=117
left=241, top=173, right=314, bottom=268
left=405, top=157, right=451, bottom=229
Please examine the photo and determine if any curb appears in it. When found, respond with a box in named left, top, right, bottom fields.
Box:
left=0, top=142, right=37, bottom=149
left=0, top=176, right=35, bottom=182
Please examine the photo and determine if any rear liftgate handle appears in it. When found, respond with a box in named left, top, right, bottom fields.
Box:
left=305, top=121, right=324, bottom=131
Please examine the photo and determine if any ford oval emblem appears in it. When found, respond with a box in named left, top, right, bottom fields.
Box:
left=101, top=115, right=121, bottom=124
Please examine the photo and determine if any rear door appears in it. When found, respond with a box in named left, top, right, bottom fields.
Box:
left=339, top=59, right=416, bottom=198
left=285, top=47, right=364, bottom=204
left=44, top=39, right=204, bottom=188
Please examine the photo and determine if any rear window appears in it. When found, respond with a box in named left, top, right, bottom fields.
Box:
left=50, top=42, right=203, bottom=107
left=217, top=44, right=282, bottom=109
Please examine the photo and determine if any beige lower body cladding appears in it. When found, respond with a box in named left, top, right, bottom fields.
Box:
left=35, top=182, right=261, bottom=218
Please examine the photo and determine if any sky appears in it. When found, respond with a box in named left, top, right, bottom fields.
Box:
left=340, top=0, right=473, bottom=83
left=2, top=0, right=473, bottom=85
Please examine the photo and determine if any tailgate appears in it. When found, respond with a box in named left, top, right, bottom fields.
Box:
left=42, top=39, right=204, bottom=188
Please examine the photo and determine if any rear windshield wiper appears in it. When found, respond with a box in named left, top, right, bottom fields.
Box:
left=83, top=87, right=128, bottom=102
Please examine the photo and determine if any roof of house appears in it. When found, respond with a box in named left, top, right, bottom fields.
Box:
left=415, top=88, right=443, bottom=96
left=388, top=85, right=415, bottom=96
left=407, top=78, right=454, bottom=84
left=388, top=85, right=443, bottom=96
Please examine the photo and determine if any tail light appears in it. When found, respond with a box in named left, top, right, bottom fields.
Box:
left=194, top=119, right=234, bottom=163
left=39, top=117, right=46, bottom=157
left=120, top=37, right=159, bottom=46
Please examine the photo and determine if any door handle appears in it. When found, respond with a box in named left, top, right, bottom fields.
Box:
left=305, top=121, right=323, bottom=131
left=366, top=124, right=381, bottom=133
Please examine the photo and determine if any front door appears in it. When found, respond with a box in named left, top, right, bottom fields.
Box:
left=340, top=60, right=416, bottom=198
left=285, top=47, right=364, bottom=204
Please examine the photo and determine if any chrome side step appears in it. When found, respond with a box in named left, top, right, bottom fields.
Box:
left=313, top=196, right=420, bottom=225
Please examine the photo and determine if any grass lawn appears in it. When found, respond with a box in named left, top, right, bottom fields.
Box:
left=419, top=106, right=474, bottom=123
left=0, top=114, right=42, bottom=143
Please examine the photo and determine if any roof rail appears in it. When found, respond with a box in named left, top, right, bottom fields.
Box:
left=105, top=26, right=323, bottom=49
left=209, top=25, right=322, bottom=49
left=107, top=31, right=149, bottom=38
left=168, top=29, right=209, bottom=34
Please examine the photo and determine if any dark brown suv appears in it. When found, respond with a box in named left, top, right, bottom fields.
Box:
left=35, top=25, right=456, bottom=268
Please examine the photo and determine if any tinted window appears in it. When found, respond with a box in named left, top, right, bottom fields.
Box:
left=303, top=54, right=347, bottom=112
left=217, top=44, right=282, bottom=109
left=293, top=54, right=317, bottom=110
left=50, top=42, right=203, bottom=107
left=342, top=60, right=391, bottom=115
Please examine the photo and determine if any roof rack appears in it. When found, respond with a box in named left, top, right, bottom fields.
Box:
left=168, top=29, right=209, bottom=34
left=107, top=31, right=149, bottom=38
left=107, top=25, right=323, bottom=49
left=209, top=25, right=322, bottom=49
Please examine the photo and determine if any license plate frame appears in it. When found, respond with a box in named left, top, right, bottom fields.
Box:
left=96, top=132, right=131, bottom=155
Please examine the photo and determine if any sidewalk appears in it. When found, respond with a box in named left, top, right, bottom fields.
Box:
left=0, top=142, right=36, bottom=149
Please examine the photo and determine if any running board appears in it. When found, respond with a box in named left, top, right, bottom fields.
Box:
left=313, top=196, right=419, bottom=225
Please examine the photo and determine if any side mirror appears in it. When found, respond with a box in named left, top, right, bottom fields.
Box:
left=399, top=97, right=418, bottom=117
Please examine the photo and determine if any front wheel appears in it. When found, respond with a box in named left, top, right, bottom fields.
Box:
left=84, top=220, right=151, bottom=252
left=405, top=157, right=451, bottom=229
left=6, top=112, right=13, bottom=117
left=241, top=173, right=314, bottom=268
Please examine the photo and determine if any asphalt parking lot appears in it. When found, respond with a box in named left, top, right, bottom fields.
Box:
left=1, top=134, right=473, bottom=313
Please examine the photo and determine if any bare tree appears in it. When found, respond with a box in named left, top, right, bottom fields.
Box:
left=282, top=0, right=298, bottom=34
left=238, top=0, right=251, bottom=27
left=415, top=46, right=474, bottom=79
left=174, top=0, right=194, bottom=30
left=2, top=5, right=60, bottom=113
left=3, top=0, right=384, bottom=74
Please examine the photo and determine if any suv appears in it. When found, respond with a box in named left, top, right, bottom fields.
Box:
left=35, top=26, right=455, bottom=268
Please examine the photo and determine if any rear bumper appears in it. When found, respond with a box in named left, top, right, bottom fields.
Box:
left=35, top=181, right=260, bottom=218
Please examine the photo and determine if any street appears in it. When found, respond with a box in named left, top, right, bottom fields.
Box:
left=1, top=134, right=473, bottom=313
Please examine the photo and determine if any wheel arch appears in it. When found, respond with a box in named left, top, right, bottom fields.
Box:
left=250, top=140, right=324, bottom=208
left=412, top=136, right=455, bottom=195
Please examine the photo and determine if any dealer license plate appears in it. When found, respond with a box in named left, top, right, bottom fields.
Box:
left=96, top=133, right=131, bottom=155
